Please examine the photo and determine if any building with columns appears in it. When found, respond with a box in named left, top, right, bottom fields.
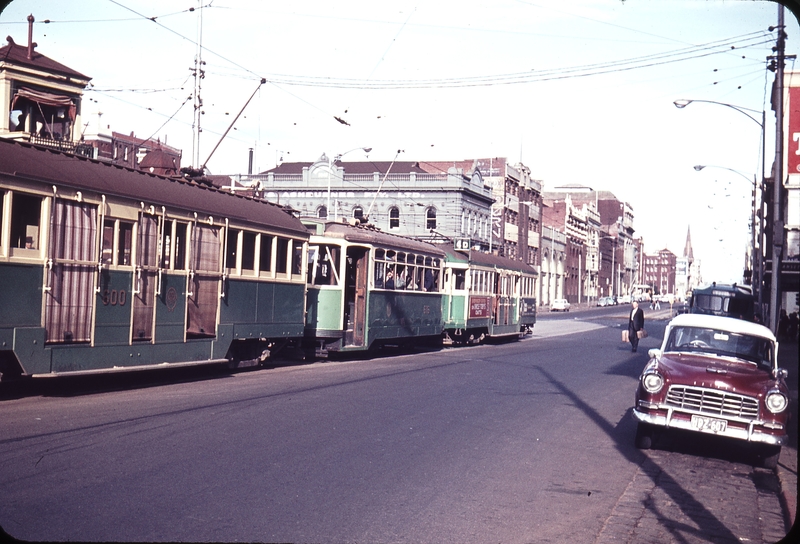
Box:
left=540, top=225, right=566, bottom=306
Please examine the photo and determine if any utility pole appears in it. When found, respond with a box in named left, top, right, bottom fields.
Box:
left=768, top=4, right=786, bottom=334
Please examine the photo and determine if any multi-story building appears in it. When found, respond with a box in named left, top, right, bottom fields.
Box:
left=410, top=158, right=542, bottom=266
left=542, top=186, right=637, bottom=301
left=82, top=127, right=183, bottom=175
left=0, top=24, right=90, bottom=154
left=0, top=27, right=181, bottom=175
left=643, top=249, right=677, bottom=296
left=541, top=193, right=588, bottom=304
left=244, top=155, right=495, bottom=247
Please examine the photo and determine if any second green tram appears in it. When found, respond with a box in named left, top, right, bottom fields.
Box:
left=441, top=247, right=538, bottom=344
left=304, top=220, right=445, bottom=354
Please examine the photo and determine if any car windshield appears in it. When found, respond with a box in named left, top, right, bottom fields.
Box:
left=665, top=326, right=773, bottom=370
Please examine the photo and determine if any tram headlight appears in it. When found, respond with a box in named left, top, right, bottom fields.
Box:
left=641, top=371, right=664, bottom=394
left=765, top=390, right=788, bottom=414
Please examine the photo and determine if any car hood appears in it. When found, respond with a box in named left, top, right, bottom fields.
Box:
left=655, top=352, right=784, bottom=395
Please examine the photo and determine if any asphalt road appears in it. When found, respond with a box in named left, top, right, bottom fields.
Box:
left=0, top=306, right=794, bottom=543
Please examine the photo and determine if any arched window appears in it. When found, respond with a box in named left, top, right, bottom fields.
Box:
left=426, top=208, right=437, bottom=230
left=318, top=206, right=327, bottom=219
left=353, top=206, right=363, bottom=220
left=389, top=207, right=400, bottom=229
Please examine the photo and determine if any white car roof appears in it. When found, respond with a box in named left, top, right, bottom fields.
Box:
left=666, top=313, right=776, bottom=342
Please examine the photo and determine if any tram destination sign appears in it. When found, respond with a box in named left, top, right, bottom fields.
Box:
left=454, top=238, right=471, bottom=251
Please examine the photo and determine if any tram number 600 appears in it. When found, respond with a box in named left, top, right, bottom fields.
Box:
left=102, top=289, right=127, bottom=306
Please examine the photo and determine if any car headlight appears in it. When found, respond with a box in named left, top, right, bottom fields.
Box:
left=765, top=390, right=788, bottom=414
left=642, top=371, right=664, bottom=393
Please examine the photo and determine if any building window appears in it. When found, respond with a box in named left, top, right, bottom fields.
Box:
left=318, top=206, right=327, bottom=219
left=427, top=208, right=437, bottom=230
left=389, top=207, right=400, bottom=229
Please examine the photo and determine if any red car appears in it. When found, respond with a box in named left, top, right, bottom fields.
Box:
left=632, top=313, right=789, bottom=468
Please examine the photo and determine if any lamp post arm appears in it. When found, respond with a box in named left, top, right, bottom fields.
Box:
left=674, top=98, right=763, bottom=128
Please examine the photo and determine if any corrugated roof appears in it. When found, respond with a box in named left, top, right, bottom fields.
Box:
left=0, top=139, right=308, bottom=237
left=0, top=39, right=90, bottom=81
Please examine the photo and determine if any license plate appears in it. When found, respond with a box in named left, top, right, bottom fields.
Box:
left=691, top=414, right=727, bottom=433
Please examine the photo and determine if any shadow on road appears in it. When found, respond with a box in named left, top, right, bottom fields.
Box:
left=536, top=365, right=750, bottom=543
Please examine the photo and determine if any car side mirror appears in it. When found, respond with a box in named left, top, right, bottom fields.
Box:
left=648, top=348, right=661, bottom=359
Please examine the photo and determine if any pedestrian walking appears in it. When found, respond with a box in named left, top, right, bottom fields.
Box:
left=778, top=309, right=789, bottom=341
left=628, top=301, right=645, bottom=352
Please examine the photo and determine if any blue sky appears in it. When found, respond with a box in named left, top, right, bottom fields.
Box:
left=1, top=0, right=798, bottom=285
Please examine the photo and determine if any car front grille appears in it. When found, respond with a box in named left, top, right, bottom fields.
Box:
left=665, top=385, right=760, bottom=420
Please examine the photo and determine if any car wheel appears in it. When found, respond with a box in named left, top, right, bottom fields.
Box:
left=634, top=423, right=655, bottom=449
left=758, top=446, right=781, bottom=469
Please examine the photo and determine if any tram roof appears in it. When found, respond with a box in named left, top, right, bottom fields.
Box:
left=441, top=246, right=538, bottom=275
left=311, top=220, right=446, bottom=257
left=0, top=139, right=309, bottom=238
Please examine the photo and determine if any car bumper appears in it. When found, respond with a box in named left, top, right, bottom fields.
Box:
left=632, top=405, right=788, bottom=446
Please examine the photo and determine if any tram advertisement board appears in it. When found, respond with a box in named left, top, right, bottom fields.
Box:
left=469, top=296, right=491, bottom=318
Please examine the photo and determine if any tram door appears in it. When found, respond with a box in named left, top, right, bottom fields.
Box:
left=45, top=199, right=98, bottom=344
left=344, top=246, right=368, bottom=347
left=186, top=223, right=222, bottom=338
left=132, top=213, right=158, bottom=341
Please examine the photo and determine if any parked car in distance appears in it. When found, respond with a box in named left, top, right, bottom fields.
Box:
left=632, top=313, right=789, bottom=468
left=596, top=297, right=608, bottom=307
left=618, top=294, right=631, bottom=304
left=550, top=299, right=571, bottom=312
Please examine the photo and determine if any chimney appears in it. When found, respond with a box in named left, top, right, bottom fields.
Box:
left=27, top=14, right=34, bottom=60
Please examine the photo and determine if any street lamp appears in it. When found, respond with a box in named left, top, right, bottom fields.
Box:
left=673, top=99, right=765, bottom=180
left=326, top=147, right=372, bottom=220
left=675, top=98, right=767, bottom=318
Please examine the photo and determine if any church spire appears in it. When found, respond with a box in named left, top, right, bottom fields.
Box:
left=684, top=226, right=694, bottom=263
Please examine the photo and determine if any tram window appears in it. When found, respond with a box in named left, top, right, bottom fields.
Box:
left=454, top=270, right=466, bottom=290
left=118, top=222, right=133, bottom=265
left=241, top=231, right=256, bottom=271
left=226, top=228, right=241, bottom=271
left=174, top=223, right=187, bottom=270
left=103, top=220, right=133, bottom=266
left=10, top=192, right=42, bottom=249
left=259, top=234, right=273, bottom=275
left=309, top=244, right=340, bottom=286
left=102, top=220, right=114, bottom=264
left=161, top=229, right=172, bottom=269
left=276, top=237, right=289, bottom=274
left=292, top=241, right=304, bottom=276
left=374, top=261, right=385, bottom=288
left=395, top=265, right=407, bottom=289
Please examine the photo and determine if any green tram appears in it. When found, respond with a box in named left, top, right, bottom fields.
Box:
left=0, top=139, right=309, bottom=379
left=441, top=246, right=538, bottom=344
left=303, top=220, right=445, bottom=354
